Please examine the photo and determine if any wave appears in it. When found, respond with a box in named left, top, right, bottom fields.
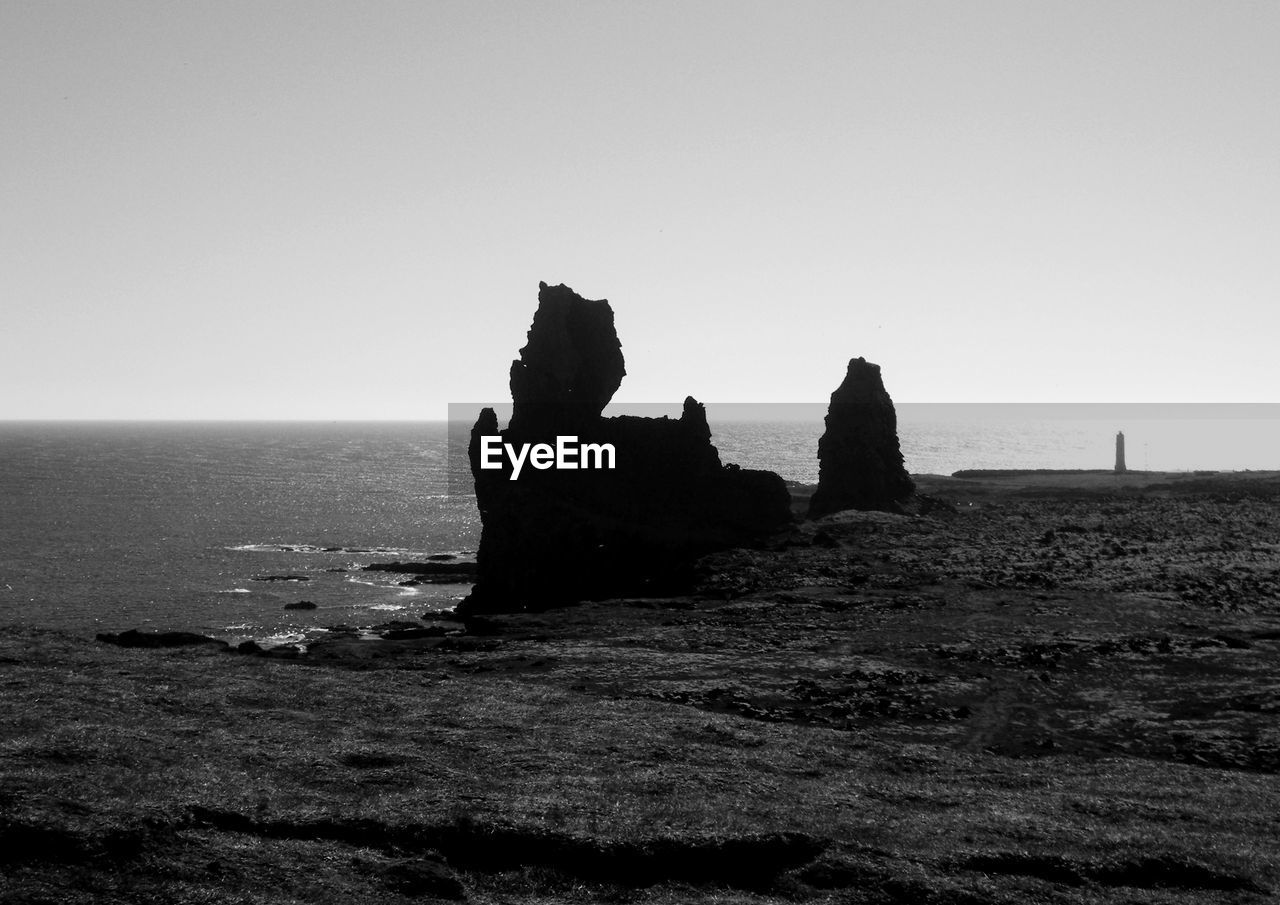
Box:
left=228, top=543, right=434, bottom=556
left=343, top=576, right=386, bottom=589
left=259, top=631, right=309, bottom=650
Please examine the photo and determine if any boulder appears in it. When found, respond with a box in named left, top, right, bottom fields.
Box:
left=460, top=282, right=791, bottom=613
left=808, top=357, right=914, bottom=518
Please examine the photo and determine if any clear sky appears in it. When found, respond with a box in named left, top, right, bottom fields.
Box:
left=3, top=1, right=1277, bottom=419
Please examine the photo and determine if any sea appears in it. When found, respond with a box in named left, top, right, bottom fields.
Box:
left=2, top=406, right=1278, bottom=645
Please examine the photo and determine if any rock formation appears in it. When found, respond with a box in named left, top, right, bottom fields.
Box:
left=461, top=282, right=792, bottom=613
left=1115, top=431, right=1127, bottom=474
left=808, top=357, right=915, bottom=518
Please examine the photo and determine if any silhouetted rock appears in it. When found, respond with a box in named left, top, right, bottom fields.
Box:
left=461, top=282, right=791, bottom=613
left=96, top=629, right=230, bottom=650
left=379, top=625, right=450, bottom=640
left=284, top=600, right=317, bottom=610
left=808, top=357, right=914, bottom=518
left=507, top=281, right=625, bottom=436
left=259, top=644, right=301, bottom=659
left=362, top=561, right=477, bottom=582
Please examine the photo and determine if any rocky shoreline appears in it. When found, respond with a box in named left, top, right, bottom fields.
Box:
left=4, top=470, right=1279, bottom=903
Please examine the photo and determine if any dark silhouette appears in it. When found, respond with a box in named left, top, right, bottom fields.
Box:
left=460, top=282, right=791, bottom=613
left=808, top=357, right=914, bottom=517
left=1115, top=431, right=1127, bottom=474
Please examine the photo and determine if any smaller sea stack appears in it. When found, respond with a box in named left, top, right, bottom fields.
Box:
left=808, top=357, right=914, bottom=518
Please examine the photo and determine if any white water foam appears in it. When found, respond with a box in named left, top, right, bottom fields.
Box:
left=228, top=543, right=433, bottom=555
left=260, top=631, right=308, bottom=646
left=344, top=576, right=387, bottom=588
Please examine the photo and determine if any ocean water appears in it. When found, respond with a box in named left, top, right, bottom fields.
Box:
left=2, top=410, right=1277, bottom=642
left=0, top=422, right=478, bottom=645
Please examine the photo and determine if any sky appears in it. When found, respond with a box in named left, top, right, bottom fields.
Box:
left=2, top=1, right=1277, bottom=419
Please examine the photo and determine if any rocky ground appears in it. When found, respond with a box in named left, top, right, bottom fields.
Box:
left=3, top=471, right=1280, bottom=903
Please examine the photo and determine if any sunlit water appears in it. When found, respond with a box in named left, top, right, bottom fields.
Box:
left=0, top=423, right=478, bottom=644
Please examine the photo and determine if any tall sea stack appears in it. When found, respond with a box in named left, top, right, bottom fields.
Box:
left=461, top=282, right=792, bottom=614
left=1115, top=431, right=1127, bottom=474
left=808, top=357, right=914, bottom=518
